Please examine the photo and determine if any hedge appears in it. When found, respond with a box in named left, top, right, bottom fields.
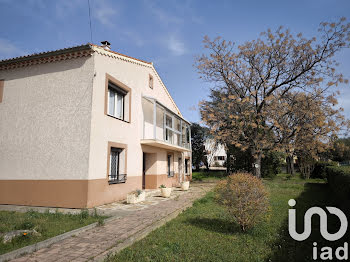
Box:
left=312, top=161, right=338, bottom=179
left=326, top=166, right=350, bottom=201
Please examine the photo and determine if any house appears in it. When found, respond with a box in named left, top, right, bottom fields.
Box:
left=0, top=42, right=192, bottom=208
left=203, top=139, right=226, bottom=170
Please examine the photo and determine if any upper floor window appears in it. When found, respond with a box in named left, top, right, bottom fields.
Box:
left=149, top=74, right=154, bottom=89
left=105, top=74, right=132, bottom=123
left=108, top=82, right=127, bottom=120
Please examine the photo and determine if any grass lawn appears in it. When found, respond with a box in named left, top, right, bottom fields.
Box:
left=107, top=174, right=349, bottom=262
left=0, top=209, right=106, bottom=255
left=192, top=170, right=226, bottom=181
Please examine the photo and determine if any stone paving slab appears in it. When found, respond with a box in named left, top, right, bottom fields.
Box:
left=8, top=182, right=216, bottom=262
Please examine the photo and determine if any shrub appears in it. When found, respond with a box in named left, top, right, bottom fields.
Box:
left=214, top=172, right=270, bottom=231
left=312, top=161, right=338, bottom=179
left=80, top=209, right=89, bottom=219
left=326, top=166, right=350, bottom=202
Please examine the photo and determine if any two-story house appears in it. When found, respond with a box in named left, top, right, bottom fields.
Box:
left=0, top=42, right=192, bottom=208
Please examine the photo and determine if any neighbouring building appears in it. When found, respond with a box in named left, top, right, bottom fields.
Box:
left=203, top=139, right=226, bottom=170
left=0, top=42, right=192, bottom=208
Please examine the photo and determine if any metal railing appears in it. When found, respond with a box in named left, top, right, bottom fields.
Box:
left=108, top=173, right=127, bottom=184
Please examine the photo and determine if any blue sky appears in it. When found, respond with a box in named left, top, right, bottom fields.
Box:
left=0, top=0, right=349, bottom=123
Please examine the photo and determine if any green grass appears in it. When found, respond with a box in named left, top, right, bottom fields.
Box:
left=192, top=170, right=226, bottom=181
left=106, top=174, right=349, bottom=262
left=0, top=209, right=106, bottom=255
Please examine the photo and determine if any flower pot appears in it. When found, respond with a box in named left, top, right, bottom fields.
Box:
left=161, top=187, right=172, bottom=198
left=127, top=191, right=146, bottom=204
left=181, top=181, right=190, bottom=191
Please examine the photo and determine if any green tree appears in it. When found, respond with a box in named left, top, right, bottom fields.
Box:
left=190, top=123, right=209, bottom=171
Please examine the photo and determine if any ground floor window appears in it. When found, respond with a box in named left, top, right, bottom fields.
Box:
left=167, top=154, right=174, bottom=177
left=185, top=158, right=189, bottom=174
left=109, top=147, right=127, bottom=184
left=216, top=156, right=225, bottom=161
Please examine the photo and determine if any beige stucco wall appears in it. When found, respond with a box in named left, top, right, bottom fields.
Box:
left=87, top=50, right=185, bottom=181
left=0, top=56, right=94, bottom=181
left=0, top=47, right=191, bottom=207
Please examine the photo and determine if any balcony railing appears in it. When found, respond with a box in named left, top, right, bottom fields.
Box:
left=142, top=97, right=191, bottom=150
left=108, top=173, right=127, bottom=184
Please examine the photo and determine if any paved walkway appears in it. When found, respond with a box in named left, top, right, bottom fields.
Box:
left=11, top=182, right=216, bottom=262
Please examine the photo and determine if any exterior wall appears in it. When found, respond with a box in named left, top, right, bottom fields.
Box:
left=142, top=145, right=183, bottom=189
left=0, top=56, right=94, bottom=207
left=86, top=52, right=187, bottom=205
left=0, top=47, right=191, bottom=208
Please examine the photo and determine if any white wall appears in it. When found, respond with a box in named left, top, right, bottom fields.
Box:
left=0, top=56, right=94, bottom=180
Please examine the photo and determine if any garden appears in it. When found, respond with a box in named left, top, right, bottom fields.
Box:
left=0, top=209, right=106, bottom=255
left=106, top=168, right=350, bottom=262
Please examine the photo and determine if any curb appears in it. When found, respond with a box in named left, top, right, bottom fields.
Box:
left=0, top=216, right=121, bottom=262
left=93, top=200, right=196, bottom=262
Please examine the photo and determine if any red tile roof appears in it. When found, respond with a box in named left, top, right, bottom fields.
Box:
left=0, top=43, right=151, bottom=70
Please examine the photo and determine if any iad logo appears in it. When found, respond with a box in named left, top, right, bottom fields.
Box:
left=288, top=199, right=348, bottom=241
left=288, top=199, right=348, bottom=260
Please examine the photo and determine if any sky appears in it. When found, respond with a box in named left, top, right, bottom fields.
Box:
left=0, top=0, right=350, bottom=123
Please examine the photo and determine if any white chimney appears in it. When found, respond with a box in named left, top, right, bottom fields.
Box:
left=101, top=41, right=111, bottom=50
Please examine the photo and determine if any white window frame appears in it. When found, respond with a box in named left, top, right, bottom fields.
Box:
left=108, top=83, right=126, bottom=120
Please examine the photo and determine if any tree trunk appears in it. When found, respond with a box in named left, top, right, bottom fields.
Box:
left=226, top=151, right=231, bottom=174
left=286, top=155, right=295, bottom=175
left=195, top=164, right=200, bottom=171
left=252, top=151, right=262, bottom=178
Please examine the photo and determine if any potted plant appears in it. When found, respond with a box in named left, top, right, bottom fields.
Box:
left=181, top=180, right=190, bottom=191
left=127, top=189, right=145, bottom=204
left=159, top=184, right=172, bottom=198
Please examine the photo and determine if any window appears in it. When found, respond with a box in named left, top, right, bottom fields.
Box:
left=185, top=159, right=189, bottom=174
left=108, top=82, right=126, bottom=120
left=108, top=145, right=127, bottom=184
left=181, top=124, right=191, bottom=149
left=167, top=154, right=174, bottom=177
left=165, top=114, right=173, bottom=143
left=149, top=75, right=153, bottom=89
left=105, top=74, right=131, bottom=122
left=217, top=156, right=225, bottom=161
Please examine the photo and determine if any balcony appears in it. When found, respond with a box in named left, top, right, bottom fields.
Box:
left=141, top=96, right=191, bottom=152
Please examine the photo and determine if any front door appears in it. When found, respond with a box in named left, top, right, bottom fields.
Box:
left=142, top=153, right=146, bottom=189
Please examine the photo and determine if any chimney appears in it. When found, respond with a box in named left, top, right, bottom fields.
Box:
left=100, top=41, right=111, bottom=50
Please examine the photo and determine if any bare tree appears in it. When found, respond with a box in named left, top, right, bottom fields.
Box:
left=196, top=18, right=350, bottom=177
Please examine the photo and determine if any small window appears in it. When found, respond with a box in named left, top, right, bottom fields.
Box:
left=185, top=159, right=189, bottom=174
left=217, top=156, right=225, bottom=161
left=149, top=75, right=153, bottom=89
left=108, top=82, right=126, bottom=120
left=167, top=154, right=174, bottom=177
left=109, top=147, right=126, bottom=184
